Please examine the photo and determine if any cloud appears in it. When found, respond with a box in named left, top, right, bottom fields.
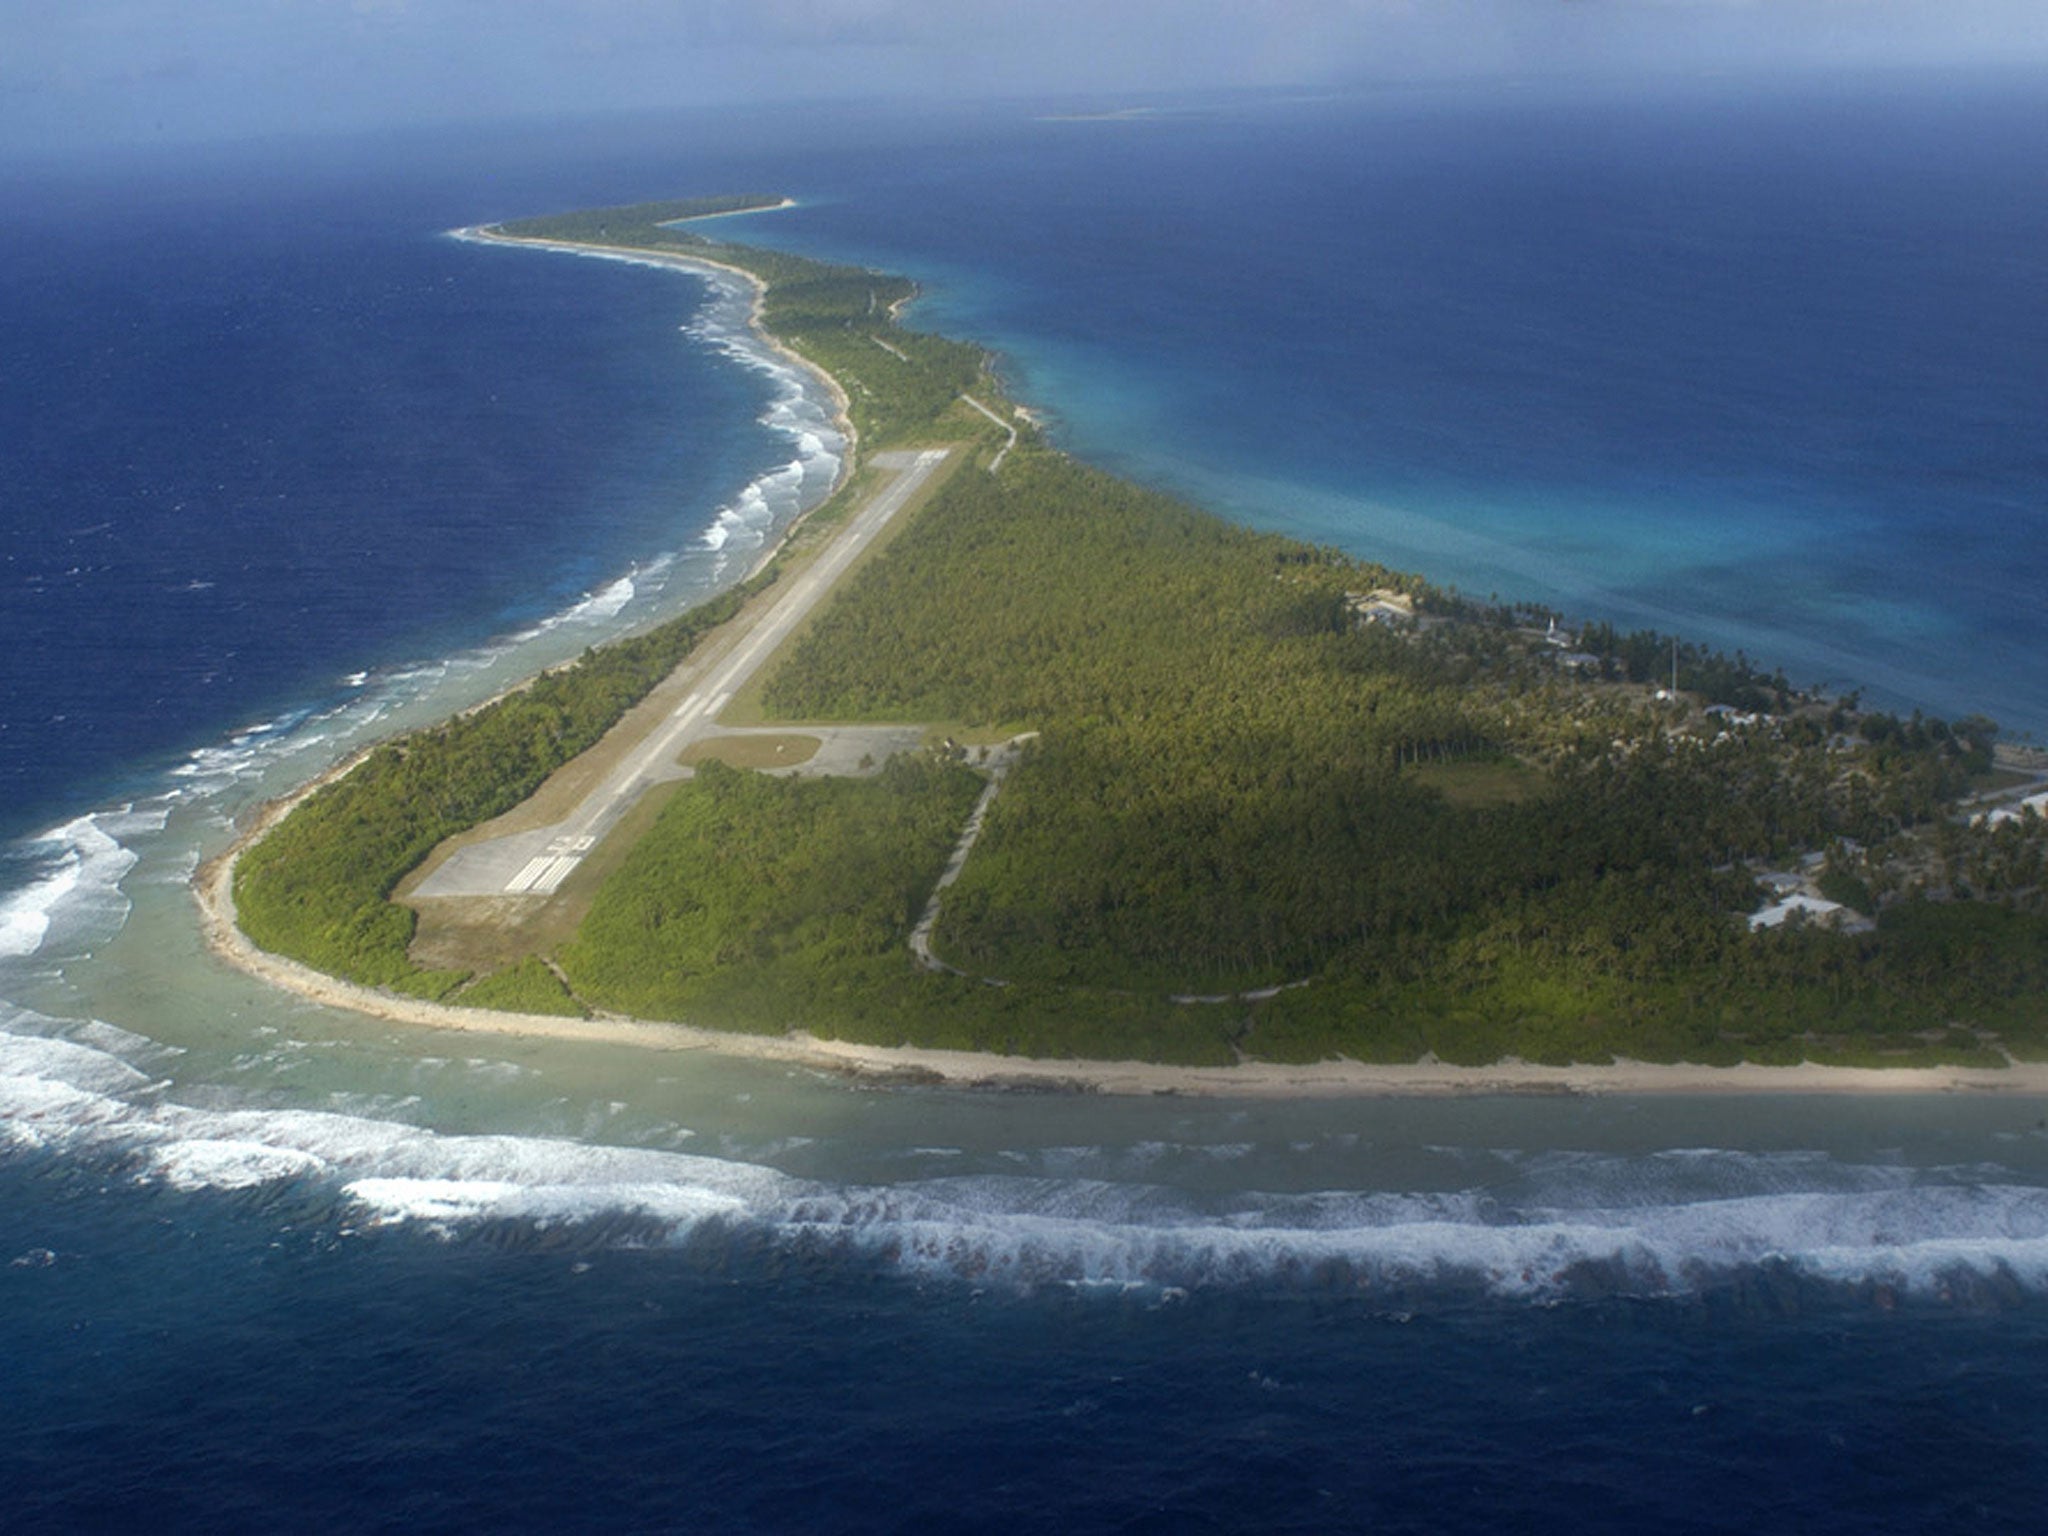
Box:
left=6, top=0, right=2047, bottom=154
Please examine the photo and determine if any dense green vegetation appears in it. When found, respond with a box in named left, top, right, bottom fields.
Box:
left=233, top=571, right=772, bottom=996
left=557, top=758, right=1240, bottom=1064
left=231, top=196, right=2048, bottom=1071
left=748, top=441, right=2048, bottom=1062
left=559, top=756, right=971, bottom=1015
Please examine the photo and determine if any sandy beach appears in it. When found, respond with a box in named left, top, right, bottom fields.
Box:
left=195, top=782, right=2048, bottom=1098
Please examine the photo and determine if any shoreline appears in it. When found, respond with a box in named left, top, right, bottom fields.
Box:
left=195, top=786, right=2048, bottom=1098
left=451, top=223, right=858, bottom=528
left=193, top=222, right=2048, bottom=1101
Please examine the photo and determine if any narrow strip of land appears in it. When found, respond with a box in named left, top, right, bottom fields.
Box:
left=414, top=447, right=949, bottom=898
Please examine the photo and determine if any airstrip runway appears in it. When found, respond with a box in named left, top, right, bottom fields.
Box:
left=412, top=447, right=949, bottom=899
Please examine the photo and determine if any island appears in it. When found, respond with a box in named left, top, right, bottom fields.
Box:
left=198, top=196, right=2048, bottom=1092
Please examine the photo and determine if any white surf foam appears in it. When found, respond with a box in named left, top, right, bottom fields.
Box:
left=165, top=703, right=344, bottom=799
left=0, top=1027, right=157, bottom=1099
left=149, top=1138, right=331, bottom=1192
left=0, top=812, right=147, bottom=960
left=9, top=1002, right=2048, bottom=1302
left=539, top=574, right=635, bottom=630
left=342, top=1176, right=749, bottom=1234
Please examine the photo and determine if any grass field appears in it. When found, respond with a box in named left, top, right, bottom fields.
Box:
left=678, top=734, right=823, bottom=770
left=1410, top=757, right=1549, bottom=808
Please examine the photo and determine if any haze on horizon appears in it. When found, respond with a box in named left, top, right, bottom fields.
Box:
left=7, top=0, right=2047, bottom=158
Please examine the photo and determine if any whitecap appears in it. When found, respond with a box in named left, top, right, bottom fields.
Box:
left=147, top=1138, right=330, bottom=1192
left=166, top=704, right=337, bottom=795
left=572, top=574, right=635, bottom=621
left=8, top=1007, right=2048, bottom=1302
left=0, top=1074, right=140, bottom=1151
left=342, top=1176, right=747, bottom=1235
left=0, top=813, right=142, bottom=960
left=0, top=1026, right=156, bottom=1098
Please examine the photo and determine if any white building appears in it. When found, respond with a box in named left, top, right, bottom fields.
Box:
left=1747, top=894, right=1847, bottom=931
left=1975, top=790, right=2048, bottom=829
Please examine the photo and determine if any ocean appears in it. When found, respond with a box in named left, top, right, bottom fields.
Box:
left=5, top=77, right=2048, bottom=1530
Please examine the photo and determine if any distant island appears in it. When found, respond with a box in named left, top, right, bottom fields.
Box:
left=202, top=196, right=2048, bottom=1088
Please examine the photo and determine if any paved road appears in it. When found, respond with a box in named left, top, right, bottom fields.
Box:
left=416, top=448, right=949, bottom=898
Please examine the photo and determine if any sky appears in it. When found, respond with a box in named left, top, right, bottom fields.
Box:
left=5, top=0, right=2047, bottom=156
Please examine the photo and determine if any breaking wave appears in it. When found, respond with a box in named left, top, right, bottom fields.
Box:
left=0, top=808, right=163, bottom=960
left=455, top=227, right=847, bottom=577
left=6, top=1005, right=2047, bottom=1304
left=683, top=285, right=845, bottom=566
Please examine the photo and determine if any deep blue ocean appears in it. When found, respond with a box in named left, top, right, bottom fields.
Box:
left=6, top=77, right=2048, bottom=1531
